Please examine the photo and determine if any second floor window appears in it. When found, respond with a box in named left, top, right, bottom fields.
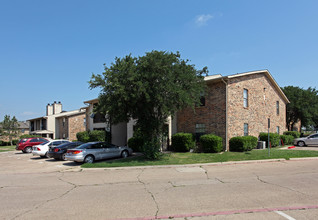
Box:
left=276, top=101, right=279, bottom=115
left=243, top=89, right=248, bottom=108
left=244, top=123, right=249, bottom=136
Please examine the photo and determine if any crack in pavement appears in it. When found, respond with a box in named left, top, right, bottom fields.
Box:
left=254, top=173, right=310, bottom=196
left=137, top=169, right=160, bottom=218
left=200, top=166, right=210, bottom=180
left=11, top=172, right=77, bottom=220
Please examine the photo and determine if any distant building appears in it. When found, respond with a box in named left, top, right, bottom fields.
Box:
left=27, top=101, right=86, bottom=140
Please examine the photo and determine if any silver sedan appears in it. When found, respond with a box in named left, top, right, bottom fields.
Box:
left=294, top=133, right=318, bottom=147
left=65, top=142, right=133, bottom=163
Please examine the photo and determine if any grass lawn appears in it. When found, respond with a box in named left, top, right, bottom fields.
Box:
left=0, top=145, right=16, bottom=152
left=82, top=148, right=318, bottom=168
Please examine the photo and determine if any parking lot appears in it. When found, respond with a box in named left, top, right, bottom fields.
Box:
left=1, top=150, right=318, bottom=220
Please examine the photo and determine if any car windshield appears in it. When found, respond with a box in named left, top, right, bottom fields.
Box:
left=75, top=143, right=93, bottom=149
left=39, top=141, right=49, bottom=145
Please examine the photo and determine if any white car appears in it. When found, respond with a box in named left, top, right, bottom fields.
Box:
left=32, top=140, right=70, bottom=158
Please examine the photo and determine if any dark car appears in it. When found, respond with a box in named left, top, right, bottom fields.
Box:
left=47, top=141, right=83, bottom=160
left=16, top=137, right=49, bottom=153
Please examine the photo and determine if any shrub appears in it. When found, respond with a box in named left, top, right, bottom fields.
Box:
left=171, top=133, right=195, bottom=152
left=12, top=139, right=19, bottom=145
left=141, top=137, right=162, bottom=160
left=128, top=136, right=144, bottom=152
left=283, top=131, right=300, bottom=138
left=89, top=130, right=106, bottom=142
left=280, top=135, right=294, bottom=145
left=19, top=134, right=40, bottom=139
left=76, top=131, right=90, bottom=143
left=229, top=136, right=258, bottom=152
left=199, top=134, right=223, bottom=153
left=259, top=132, right=280, bottom=147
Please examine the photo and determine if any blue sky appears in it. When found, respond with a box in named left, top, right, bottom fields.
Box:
left=1, top=0, right=317, bottom=121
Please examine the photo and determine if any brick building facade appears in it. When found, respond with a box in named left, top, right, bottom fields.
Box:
left=56, top=112, right=86, bottom=141
left=176, top=70, right=289, bottom=151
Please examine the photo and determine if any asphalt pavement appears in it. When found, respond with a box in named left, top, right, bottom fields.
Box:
left=1, top=150, right=318, bottom=220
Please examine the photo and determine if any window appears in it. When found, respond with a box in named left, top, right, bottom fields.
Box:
left=195, top=124, right=206, bottom=141
left=243, top=89, right=248, bottom=108
left=244, top=123, right=249, bottom=136
left=277, top=126, right=280, bottom=134
left=196, top=92, right=205, bottom=107
left=276, top=101, right=279, bottom=115
left=195, top=124, right=206, bottom=133
left=62, top=118, right=66, bottom=127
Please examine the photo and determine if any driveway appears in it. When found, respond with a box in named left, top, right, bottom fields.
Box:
left=1, top=151, right=318, bottom=219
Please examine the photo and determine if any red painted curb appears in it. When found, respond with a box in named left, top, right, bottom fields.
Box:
left=112, top=205, right=318, bottom=220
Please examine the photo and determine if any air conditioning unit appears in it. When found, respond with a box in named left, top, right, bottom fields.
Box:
left=257, top=141, right=266, bottom=149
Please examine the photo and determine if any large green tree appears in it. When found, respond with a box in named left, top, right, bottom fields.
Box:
left=89, top=51, right=207, bottom=158
left=0, top=115, right=19, bottom=145
left=282, top=86, right=318, bottom=131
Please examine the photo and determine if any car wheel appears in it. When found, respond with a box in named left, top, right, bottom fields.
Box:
left=61, top=153, right=67, bottom=161
left=40, top=155, right=46, bottom=158
left=297, top=141, right=305, bottom=147
left=121, top=150, right=129, bottom=158
left=84, top=155, right=95, bottom=163
left=24, top=147, right=32, bottom=153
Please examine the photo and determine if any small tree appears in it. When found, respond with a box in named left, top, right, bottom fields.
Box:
left=0, top=115, right=19, bottom=146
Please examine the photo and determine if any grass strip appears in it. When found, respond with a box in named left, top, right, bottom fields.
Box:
left=0, top=145, right=16, bottom=152
left=82, top=148, right=318, bottom=168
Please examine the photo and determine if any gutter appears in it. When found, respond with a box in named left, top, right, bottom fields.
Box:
left=221, top=77, right=228, bottom=151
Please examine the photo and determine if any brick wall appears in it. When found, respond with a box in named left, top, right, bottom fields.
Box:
left=177, top=81, right=227, bottom=147
left=57, top=117, right=69, bottom=140
left=227, top=73, right=287, bottom=142
left=68, top=113, right=86, bottom=141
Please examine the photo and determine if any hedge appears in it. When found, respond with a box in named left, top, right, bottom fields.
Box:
left=19, top=134, right=41, bottom=139
left=171, top=133, right=195, bottom=152
left=76, top=130, right=109, bottom=143
left=199, top=134, right=223, bottom=153
left=229, top=136, right=258, bottom=152
left=280, top=135, right=294, bottom=145
left=283, top=131, right=300, bottom=138
left=259, top=132, right=280, bottom=147
left=128, top=136, right=144, bottom=152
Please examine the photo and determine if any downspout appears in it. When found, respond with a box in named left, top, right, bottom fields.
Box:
left=221, top=77, right=228, bottom=151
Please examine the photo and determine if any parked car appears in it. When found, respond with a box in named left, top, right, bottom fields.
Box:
left=32, top=140, right=70, bottom=158
left=47, top=141, right=83, bottom=161
left=65, top=142, right=133, bottom=163
left=294, top=133, right=318, bottom=147
left=16, top=137, right=49, bottom=153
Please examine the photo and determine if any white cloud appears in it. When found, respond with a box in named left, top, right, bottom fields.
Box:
left=195, top=14, right=213, bottom=26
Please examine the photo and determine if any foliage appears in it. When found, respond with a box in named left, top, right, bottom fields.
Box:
left=19, top=134, right=41, bottom=139
left=141, top=137, right=162, bottom=160
left=89, top=51, right=207, bottom=159
left=282, top=86, right=318, bottom=131
left=229, top=136, right=258, bottom=152
left=171, top=133, right=195, bottom=152
left=76, top=131, right=90, bottom=143
left=280, top=135, right=294, bottom=145
left=128, top=136, right=144, bottom=152
left=259, top=132, right=280, bottom=147
left=76, top=130, right=110, bottom=143
left=283, top=131, right=300, bottom=138
left=199, top=134, right=223, bottom=153
left=0, top=115, right=19, bottom=146
left=89, top=130, right=106, bottom=142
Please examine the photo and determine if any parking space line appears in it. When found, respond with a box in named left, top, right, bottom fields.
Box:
left=275, top=211, right=296, bottom=220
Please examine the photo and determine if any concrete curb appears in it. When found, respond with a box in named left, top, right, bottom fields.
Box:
left=81, top=157, right=318, bottom=171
